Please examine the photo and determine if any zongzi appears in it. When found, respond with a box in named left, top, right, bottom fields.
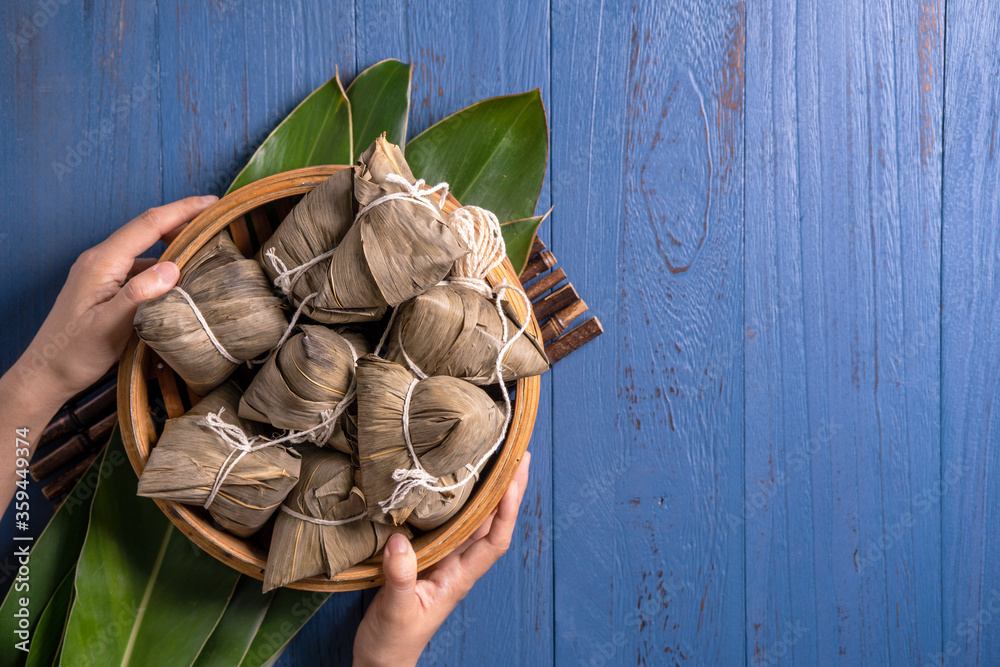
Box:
left=134, top=232, right=289, bottom=394
left=387, top=283, right=549, bottom=384
left=263, top=447, right=408, bottom=592
left=239, top=325, right=370, bottom=443
left=256, top=167, right=381, bottom=321
left=137, top=382, right=301, bottom=537
left=355, top=356, right=505, bottom=525
left=317, top=137, right=469, bottom=315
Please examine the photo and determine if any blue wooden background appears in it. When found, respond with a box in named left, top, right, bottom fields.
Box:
left=2, top=0, right=998, bottom=665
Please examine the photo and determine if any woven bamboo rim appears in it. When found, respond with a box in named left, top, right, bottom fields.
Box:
left=117, top=166, right=541, bottom=591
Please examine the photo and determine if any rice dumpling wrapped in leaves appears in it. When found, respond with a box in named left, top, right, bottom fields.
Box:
left=317, top=136, right=469, bottom=315
left=256, top=168, right=381, bottom=322
left=407, top=468, right=477, bottom=531
left=263, top=448, right=408, bottom=592
left=134, top=232, right=288, bottom=394
left=238, top=325, right=370, bottom=443
left=137, top=382, right=301, bottom=537
left=387, top=283, right=550, bottom=384
left=355, top=356, right=506, bottom=525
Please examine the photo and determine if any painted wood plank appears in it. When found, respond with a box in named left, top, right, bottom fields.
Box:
left=157, top=0, right=356, bottom=200
left=744, top=0, right=944, bottom=664
left=0, top=0, right=163, bottom=592
left=941, top=2, right=1000, bottom=665
left=551, top=1, right=746, bottom=664
left=353, top=3, right=554, bottom=665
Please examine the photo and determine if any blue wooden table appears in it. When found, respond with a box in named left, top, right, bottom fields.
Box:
left=2, top=0, right=998, bottom=665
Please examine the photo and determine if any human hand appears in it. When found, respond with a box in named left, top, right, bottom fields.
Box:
left=13, top=196, right=218, bottom=409
left=353, top=452, right=532, bottom=667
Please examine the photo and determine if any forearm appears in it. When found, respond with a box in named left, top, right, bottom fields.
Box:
left=0, top=358, right=72, bottom=513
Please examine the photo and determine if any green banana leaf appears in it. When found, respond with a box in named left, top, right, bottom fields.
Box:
left=25, top=568, right=74, bottom=667
left=59, top=431, right=240, bottom=666
left=502, top=211, right=549, bottom=277
left=228, top=72, right=353, bottom=194
left=346, top=60, right=412, bottom=161
left=239, top=587, right=330, bottom=667
left=406, top=90, right=548, bottom=223
left=192, top=577, right=273, bottom=667
left=0, top=452, right=104, bottom=667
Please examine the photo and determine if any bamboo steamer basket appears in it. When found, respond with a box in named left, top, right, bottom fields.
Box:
left=117, top=166, right=541, bottom=591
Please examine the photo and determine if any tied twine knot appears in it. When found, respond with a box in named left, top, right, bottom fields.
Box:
left=265, top=172, right=452, bottom=343
left=377, top=204, right=531, bottom=514
left=354, top=173, right=450, bottom=222
left=199, top=338, right=360, bottom=510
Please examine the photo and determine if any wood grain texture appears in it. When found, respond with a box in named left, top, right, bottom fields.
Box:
left=745, top=1, right=943, bottom=664
left=942, top=2, right=1000, bottom=665
left=552, top=0, right=745, bottom=664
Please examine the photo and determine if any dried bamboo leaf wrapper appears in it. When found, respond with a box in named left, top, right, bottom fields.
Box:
left=239, top=325, right=370, bottom=435
left=318, top=137, right=469, bottom=312
left=263, top=448, right=408, bottom=592
left=407, top=468, right=477, bottom=531
left=355, top=357, right=505, bottom=525
left=254, top=168, right=383, bottom=322
left=388, top=283, right=549, bottom=384
left=136, top=382, right=301, bottom=537
left=134, top=232, right=289, bottom=394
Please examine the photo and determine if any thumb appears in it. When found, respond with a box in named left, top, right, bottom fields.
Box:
left=380, top=533, right=418, bottom=617
left=108, top=262, right=180, bottom=319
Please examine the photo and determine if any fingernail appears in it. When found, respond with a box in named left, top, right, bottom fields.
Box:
left=152, top=262, right=179, bottom=284
left=387, top=533, right=409, bottom=555
left=200, top=195, right=219, bottom=204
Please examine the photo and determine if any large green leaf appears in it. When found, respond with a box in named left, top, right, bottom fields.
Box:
left=192, top=577, right=273, bottom=667
left=239, top=587, right=330, bottom=667
left=0, top=451, right=105, bottom=667
left=502, top=211, right=549, bottom=277
left=346, top=59, right=412, bottom=161
left=406, top=90, right=548, bottom=223
left=60, top=431, right=240, bottom=666
left=228, top=72, right=353, bottom=194
left=25, top=568, right=74, bottom=667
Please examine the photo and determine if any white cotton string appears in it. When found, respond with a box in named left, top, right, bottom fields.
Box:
left=372, top=307, right=397, bottom=358
left=398, top=342, right=429, bottom=380
left=200, top=337, right=361, bottom=508
left=447, top=206, right=505, bottom=288
left=377, top=282, right=533, bottom=514
left=265, top=247, right=336, bottom=299
left=175, top=287, right=241, bottom=365
left=279, top=506, right=366, bottom=526
left=250, top=292, right=318, bottom=367
left=355, top=173, right=450, bottom=223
